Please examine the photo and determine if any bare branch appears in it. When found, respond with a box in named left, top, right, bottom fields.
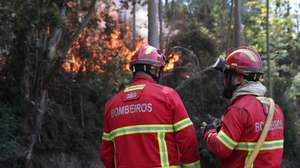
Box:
left=43, top=0, right=97, bottom=89
left=48, top=28, right=63, bottom=60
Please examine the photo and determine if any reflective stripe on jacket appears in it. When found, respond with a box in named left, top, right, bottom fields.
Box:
left=204, top=95, right=284, bottom=168
left=100, top=74, right=201, bottom=168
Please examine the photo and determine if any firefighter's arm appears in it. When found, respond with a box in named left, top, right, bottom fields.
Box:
left=100, top=138, right=114, bottom=168
left=170, top=90, right=201, bottom=168
left=100, top=105, right=114, bottom=168
left=203, top=107, right=244, bottom=158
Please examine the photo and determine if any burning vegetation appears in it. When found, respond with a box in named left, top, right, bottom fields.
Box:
left=62, top=1, right=182, bottom=75
left=63, top=1, right=144, bottom=74
left=164, top=51, right=182, bottom=71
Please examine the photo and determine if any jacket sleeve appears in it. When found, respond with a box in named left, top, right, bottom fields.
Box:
left=204, top=106, right=246, bottom=158
left=100, top=104, right=114, bottom=168
left=169, top=90, right=201, bottom=168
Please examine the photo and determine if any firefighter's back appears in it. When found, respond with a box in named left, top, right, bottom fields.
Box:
left=104, top=76, right=181, bottom=168
left=221, top=95, right=284, bottom=168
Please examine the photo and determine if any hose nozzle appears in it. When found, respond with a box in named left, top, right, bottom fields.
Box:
left=211, top=57, right=226, bottom=72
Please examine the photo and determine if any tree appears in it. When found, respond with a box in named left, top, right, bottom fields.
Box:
left=132, top=0, right=136, bottom=49
left=159, top=0, right=163, bottom=49
left=266, top=0, right=272, bottom=97
left=233, top=0, right=242, bottom=47
left=24, top=1, right=97, bottom=167
left=148, top=0, right=160, bottom=48
left=243, top=1, right=300, bottom=166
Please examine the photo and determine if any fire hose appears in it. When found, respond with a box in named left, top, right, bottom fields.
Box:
left=244, top=97, right=275, bottom=168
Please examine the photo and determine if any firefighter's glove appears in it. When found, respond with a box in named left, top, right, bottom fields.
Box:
left=200, top=122, right=216, bottom=138
left=201, top=114, right=221, bottom=138
left=208, top=114, right=221, bottom=132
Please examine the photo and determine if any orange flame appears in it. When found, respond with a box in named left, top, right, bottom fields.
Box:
left=63, top=26, right=144, bottom=73
left=62, top=1, right=160, bottom=74
left=164, top=52, right=181, bottom=71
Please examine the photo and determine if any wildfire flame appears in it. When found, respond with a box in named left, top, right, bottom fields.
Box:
left=164, top=52, right=181, bottom=71
left=63, top=23, right=143, bottom=73
left=62, top=1, right=179, bottom=75
left=63, top=1, right=144, bottom=74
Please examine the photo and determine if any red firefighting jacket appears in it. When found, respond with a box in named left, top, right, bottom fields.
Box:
left=100, top=74, right=200, bottom=168
left=204, top=95, right=284, bottom=168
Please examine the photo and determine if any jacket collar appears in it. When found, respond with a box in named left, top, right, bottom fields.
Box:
left=132, top=73, right=156, bottom=84
left=231, top=81, right=267, bottom=102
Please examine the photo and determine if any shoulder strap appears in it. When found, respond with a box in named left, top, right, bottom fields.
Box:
left=244, top=97, right=275, bottom=168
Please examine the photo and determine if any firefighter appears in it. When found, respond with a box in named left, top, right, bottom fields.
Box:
left=100, top=45, right=201, bottom=168
left=201, top=47, right=284, bottom=168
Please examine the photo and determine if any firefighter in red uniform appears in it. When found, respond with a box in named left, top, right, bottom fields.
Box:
left=201, top=47, right=284, bottom=168
left=100, top=45, right=201, bottom=168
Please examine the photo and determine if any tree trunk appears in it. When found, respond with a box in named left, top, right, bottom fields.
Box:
left=297, top=11, right=299, bottom=33
left=159, top=0, right=163, bottom=49
left=148, top=0, right=159, bottom=48
left=132, top=0, right=136, bottom=50
left=26, top=90, right=47, bottom=167
left=165, top=0, right=169, bottom=9
left=80, top=92, right=85, bottom=128
left=233, top=0, right=241, bottom=48
left=266, top=0, right=272, bottom=97
left=226, top=0, right=234, bottom=53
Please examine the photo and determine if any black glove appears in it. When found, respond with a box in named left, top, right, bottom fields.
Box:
left=208, top=114, right=221, bottom=132
left=200, top=122, right=217, bottom=138
left=200, top=114, right=221, bottom=137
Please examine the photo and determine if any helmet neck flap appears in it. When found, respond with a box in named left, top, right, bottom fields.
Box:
left=223, top=70, right=241, bottom=99
left=132, top=64, right=162, bottom=82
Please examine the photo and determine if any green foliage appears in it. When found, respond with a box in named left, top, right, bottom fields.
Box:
left=164, top=0, right=300, bottom=167
left=242, top=1, right=300, bottom=167
left=243, top=0, right=267, bottom=53
left=288, top=73, right=300, bottom=101
left=243, top=0, right=298, bottom=97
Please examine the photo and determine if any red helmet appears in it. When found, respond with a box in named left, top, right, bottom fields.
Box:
left=130, top=45, right=166, bottom=69
left=225, top=47, right=263, bottom=75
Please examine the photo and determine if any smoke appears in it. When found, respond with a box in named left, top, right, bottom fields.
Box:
left=135, top=5, right=148, bottom=39
left=116, top=1, right=148, bottom=40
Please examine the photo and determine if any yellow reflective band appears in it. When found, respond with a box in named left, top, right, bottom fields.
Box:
left=183, top=160, right=201, bottom=168
left=174, top=118, right=193, bottom=132
left=217, top=130, right=238, bottom=150
left=208, top=132, right=216, bottom=138
left=109, top=124, right=174, bottom=140
left=158, top=132, right=169, bottom=167
left=124, top=84, right=145, bottom=92
left=216, top=130, right=283, bottom=151
left=102, top=132, right=111, bottom=141
left=105, top=119, right=193, bottom=141
left=154, top=165, right=181, bottom=168
left=236, top=139, right=284, bottom=151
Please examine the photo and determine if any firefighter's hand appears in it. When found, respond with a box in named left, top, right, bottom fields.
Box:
left=208, top=114, right=221, bottom=132
left=200, top=121, right=215, bottom=138
left=200, top=122, right=207, bottom=137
